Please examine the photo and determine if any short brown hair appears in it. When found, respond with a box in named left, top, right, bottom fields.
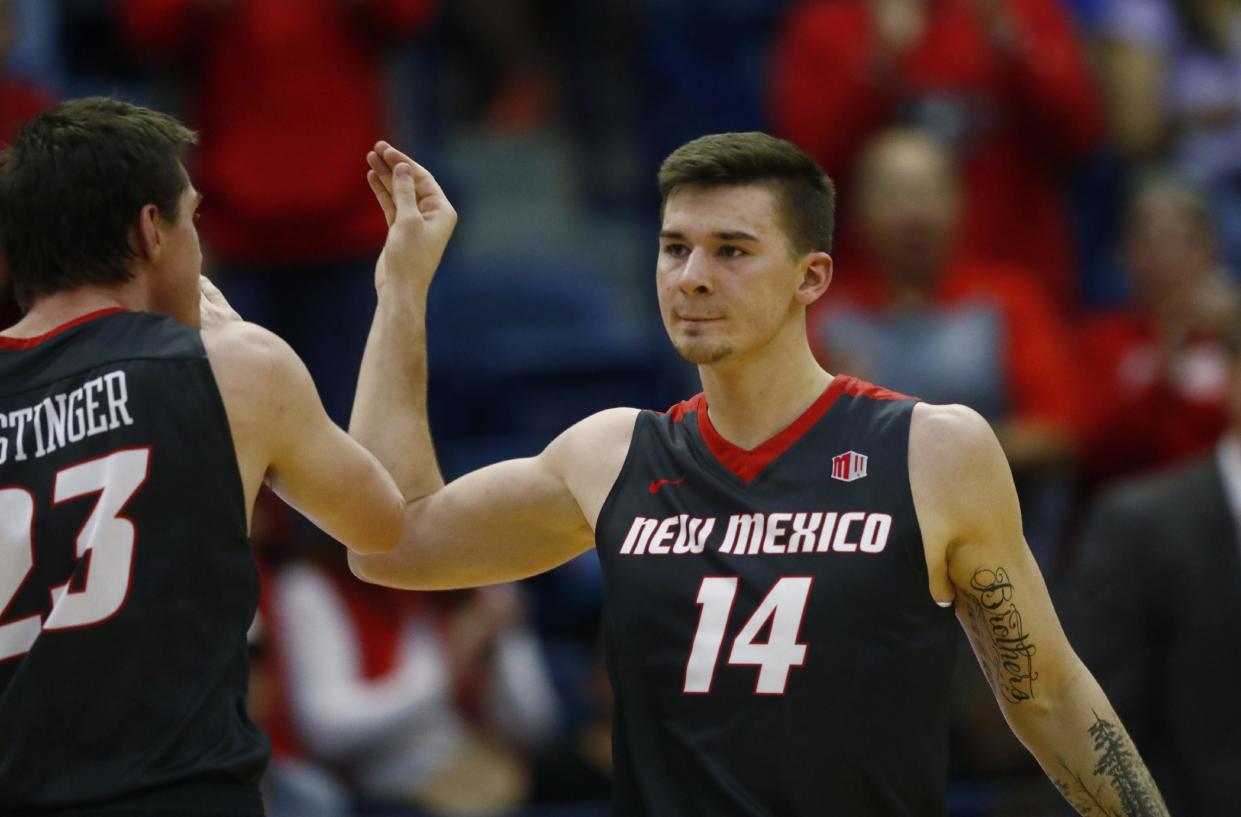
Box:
left=658, top=132, right=836, bottom=255
left=0, top=97, right=198, bottom=306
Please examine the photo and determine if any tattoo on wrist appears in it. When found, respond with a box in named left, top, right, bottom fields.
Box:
left=961, top=566, right=1038, bottom=703
left=1053, top=715, right=1168, bottom=817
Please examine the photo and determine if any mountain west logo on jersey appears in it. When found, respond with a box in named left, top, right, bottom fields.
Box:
left=831, top=450, right=868, bottom=482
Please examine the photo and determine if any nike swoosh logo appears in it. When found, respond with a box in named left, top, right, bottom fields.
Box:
left=649, top=477, right=686, bottom=494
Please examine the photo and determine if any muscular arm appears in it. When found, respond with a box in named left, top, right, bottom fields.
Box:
left=204, top=321, right=404, bottom=555
left=348, top=407, right=636, bottom=589
left=911, top=404, right=1169, bottom=817
left=347, top=143, right=635, bottom=589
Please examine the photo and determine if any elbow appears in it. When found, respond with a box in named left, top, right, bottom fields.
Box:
left=347, top=552, right=369, bottom=582
left=344, top=546, right=402, bottom=586
left=346, top=499, right=406, bottom=557
left=346, top=542, right=429, bottom=590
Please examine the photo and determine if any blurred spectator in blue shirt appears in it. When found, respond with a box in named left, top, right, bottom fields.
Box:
left=1100, top=0, right=1241, bottom=272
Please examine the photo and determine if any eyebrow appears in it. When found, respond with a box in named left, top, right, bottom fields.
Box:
left=659, top=230, right=760, bottom=241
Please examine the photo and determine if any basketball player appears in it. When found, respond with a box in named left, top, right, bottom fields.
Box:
left=348, top=135, right=1168, bottom=815
left=0, top=99, right=405, bottom=815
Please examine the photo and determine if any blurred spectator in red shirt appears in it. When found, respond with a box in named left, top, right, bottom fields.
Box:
left=0, top=0, right=55, bottom=331
left=1077, top=174, right=1240, bottom=487
left=773, top=0, right=1102, bottom=310
left=812, top=129, right=1082, bottom=474
left=117, top=0, right=437, bottom=423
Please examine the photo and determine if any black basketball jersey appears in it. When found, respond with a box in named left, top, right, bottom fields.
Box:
left=595, top=375, right=959, bottom=817
left=0, top=308, right=267, bottom=815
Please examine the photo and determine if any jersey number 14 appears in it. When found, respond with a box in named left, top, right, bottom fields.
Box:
left=684, top=576, right=813, bottom=695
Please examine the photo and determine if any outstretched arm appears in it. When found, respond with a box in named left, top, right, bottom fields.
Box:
left=348, top=407, right=636, bottom=589
left=202, top=318, right=404, bottom=555
left=348, top=142, right=454, bottom=503
left=911, top=404, right=1169, bottom=817
left=347, top=144, right=635, bottom=589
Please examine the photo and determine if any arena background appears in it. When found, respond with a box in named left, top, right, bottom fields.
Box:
left=1, top=1, right=1238, bottom=815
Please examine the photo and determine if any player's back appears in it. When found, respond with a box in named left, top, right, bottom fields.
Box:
left=595, top=375, right=959, bottom=816
left=0, top=308, right=266, bottom=816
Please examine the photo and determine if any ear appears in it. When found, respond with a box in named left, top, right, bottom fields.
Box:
left=129, top=204, right=163, bottom=262
left=796, top=251, right=833, bottom=306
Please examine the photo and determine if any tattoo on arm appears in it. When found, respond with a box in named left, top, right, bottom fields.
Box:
left=1053, top=715, right=1169, bottom=817
left=961, top=566, right=1039, bottom=703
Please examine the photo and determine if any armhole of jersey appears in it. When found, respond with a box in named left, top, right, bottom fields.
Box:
left=196, top=331, right=254, bottom=542
left=592, top=410, right=647, bottom=549
left=900, top=400, right=954, bottom=611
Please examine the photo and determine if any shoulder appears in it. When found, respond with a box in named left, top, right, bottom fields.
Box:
left=201, top=322, right=308, bottom=396
left=542, top=407, right=642, bottom=521
left=910, top=401, right=1005, bottom=468
left=910, top=403, right=1011, bottom=513
left=201, top=320, right=295, bottom=367
left=909, top=404, right=1025, bottom=563
left=546, top=407, right=642, bottom=464
left=201, top=322, right=316, bottom=433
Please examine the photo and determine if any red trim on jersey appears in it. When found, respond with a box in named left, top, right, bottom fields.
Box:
left=837, top=376, right=915, bottom=402
left=0, top=307, right=128, bottom=350
left=695, top=376, right=849, bottom=484
left=664, top=375, right=912, bottom=483
left=665, top=393, right=705, bottom=423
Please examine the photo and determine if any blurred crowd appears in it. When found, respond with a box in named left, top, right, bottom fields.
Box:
left=2, top=1, right=1240, bottom=815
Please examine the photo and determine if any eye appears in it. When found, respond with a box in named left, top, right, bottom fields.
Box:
left=662, top=243, right=690, bottom=258
left=718, top=245, right=747, bottom=258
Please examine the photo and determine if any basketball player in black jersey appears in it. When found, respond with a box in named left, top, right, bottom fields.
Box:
left=0, top=98, right=408, bottom=815
left=344, top=135, right=1170, bottom=815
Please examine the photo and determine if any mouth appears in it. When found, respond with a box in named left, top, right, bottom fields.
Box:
left=676, top=315, right=723, bottom=323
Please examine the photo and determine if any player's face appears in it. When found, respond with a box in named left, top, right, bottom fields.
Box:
left=151, top=180, right=204, bottom=326
left=657, top=184, right=820, bottom=366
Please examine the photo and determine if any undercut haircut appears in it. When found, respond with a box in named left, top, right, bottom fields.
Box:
left=658, top=132, right=836, bottom=256
left=0, top=97, right=198, bottom=307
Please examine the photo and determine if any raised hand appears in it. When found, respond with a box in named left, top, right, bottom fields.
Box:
left=198, top=274, right=241, bottom=330
left=365, top=141, right=457, bottom=297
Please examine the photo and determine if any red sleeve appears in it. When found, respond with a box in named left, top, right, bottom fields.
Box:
left=361, top=0, right=438, bottom=33
left=995, top=0, right=1104, bottom=158
left=116, top=0, right=204, bottom=59
left=770, top=3, right=898, bottom=179
left=995, top=273, right=1085, bottom=436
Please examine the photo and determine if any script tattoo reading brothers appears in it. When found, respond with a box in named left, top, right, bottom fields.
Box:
left=1054, top=716, right=1166, bottom=817
left=961, top=566, right=1039, bottom=703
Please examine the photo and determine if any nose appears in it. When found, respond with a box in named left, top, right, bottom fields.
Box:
left=678, top=247, right=714, bottom=296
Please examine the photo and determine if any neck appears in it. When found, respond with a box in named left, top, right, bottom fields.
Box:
left=697, top=317, right=833, bottom=450
left=4, top=284, right=147, bottom=338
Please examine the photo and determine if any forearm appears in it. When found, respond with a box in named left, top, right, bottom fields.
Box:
left=1008, top=667, right=1169, bottom=817
left=349, top=285, right=444, bottom=502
